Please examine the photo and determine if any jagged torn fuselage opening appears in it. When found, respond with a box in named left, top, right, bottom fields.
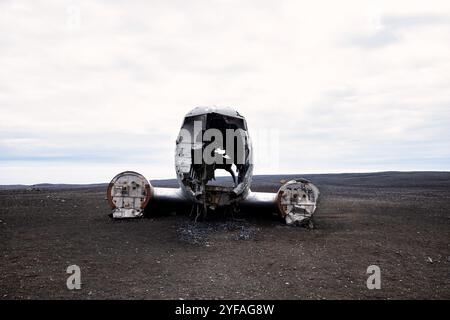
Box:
left=175, top=107, right=253, bottom=209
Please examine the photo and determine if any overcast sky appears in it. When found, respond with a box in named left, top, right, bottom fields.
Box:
left=1, top=0, right=450, bottom=184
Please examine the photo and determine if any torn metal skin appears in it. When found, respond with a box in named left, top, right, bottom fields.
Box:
left=175, top=107, right=253, bottom=218
left=107, top=171, right=152, bottom=218
left=276, top=179, right=320, bottom=227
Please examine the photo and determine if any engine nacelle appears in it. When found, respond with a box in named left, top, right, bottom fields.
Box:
left=276, top=179, right=320, bottom=226
left=107, top=171, right=153, bottom=218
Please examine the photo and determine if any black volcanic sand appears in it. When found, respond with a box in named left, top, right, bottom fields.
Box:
left=0, top=172, right=449, bottom=299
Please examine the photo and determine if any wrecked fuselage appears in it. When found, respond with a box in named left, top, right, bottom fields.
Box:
left=175, top=107, right=253, bottom=214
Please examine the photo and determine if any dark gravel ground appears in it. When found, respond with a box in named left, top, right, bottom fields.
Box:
left=0, top=172, right=449, bottom=299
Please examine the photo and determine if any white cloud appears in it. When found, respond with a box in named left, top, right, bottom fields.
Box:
left=1, top=0, right=450, bottom=183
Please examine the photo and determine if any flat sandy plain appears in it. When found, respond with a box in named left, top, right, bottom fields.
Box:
left=0, top=172, right=449, bottom=299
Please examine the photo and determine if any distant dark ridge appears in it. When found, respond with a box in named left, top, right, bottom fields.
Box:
left=152, top=171, right=450, bottom=189
left=253, top=172, right=450, bottom=189
left=1, top=171, right=450, bottom=191
left=0, top=183, right=108, bottom=191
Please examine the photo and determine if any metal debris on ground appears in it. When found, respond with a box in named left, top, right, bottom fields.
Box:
left=177, top=219, right=258, bottom=245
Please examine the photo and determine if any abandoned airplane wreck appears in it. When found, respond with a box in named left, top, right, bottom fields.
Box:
left=107, top=106, right=319, bottom=227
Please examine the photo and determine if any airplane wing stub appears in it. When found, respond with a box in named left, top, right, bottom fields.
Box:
left=240, top=179, right=320, bottom=227
left=107, top=171, right=190, bottom=219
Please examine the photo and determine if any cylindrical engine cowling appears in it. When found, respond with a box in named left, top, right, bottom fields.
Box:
left=276, top=179, right=319, bottom=226
left=107, top=171, right=154, bottom=218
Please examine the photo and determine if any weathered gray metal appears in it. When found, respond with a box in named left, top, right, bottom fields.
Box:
left=107, top=171, right=152, bottom=218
